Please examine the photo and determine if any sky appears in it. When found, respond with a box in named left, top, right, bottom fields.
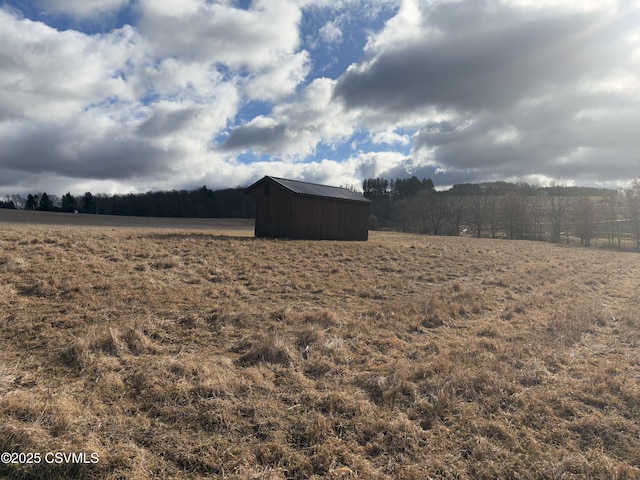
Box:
left=0, top=0, right=639, bottom=197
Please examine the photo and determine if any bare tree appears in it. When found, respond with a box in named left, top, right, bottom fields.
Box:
left=485, top=193, right=500, bottom=238
left=501, top=192, right=528, bottom=240
left=446, top=195, right=468, bottom=236
left=600, top=193, right=622, bottom=250
left=571, top=197, right=596, bottom=247
left=469, top=193, right=486, bottom=238
left=528, top=190, right=546, bottom=240
left=548, top=182, right=571, bottom=243
left=416, top=191, right=449, bottom=235
left=391, top=197, right=414, bottom=233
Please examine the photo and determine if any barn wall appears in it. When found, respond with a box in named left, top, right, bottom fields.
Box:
left=249, top=178, right=370, bottom=240
left=252, top=181, right=293, bottom=238
left=290, top=196, right=369, bottom=240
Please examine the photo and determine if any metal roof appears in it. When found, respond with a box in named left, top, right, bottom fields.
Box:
left=247, top=176, right=372, bottom=203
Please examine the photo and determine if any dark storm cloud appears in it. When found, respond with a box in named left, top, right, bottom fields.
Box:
left=0, top=122, right=173, bottom=180
left=412, top=87, right=640, bottom=183
left=334, top=3, right=628, bottom=115
left=220, top=123, right=288, bottom=152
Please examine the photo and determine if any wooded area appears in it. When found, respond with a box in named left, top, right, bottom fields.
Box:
left=363, top=177, right=640, bottom=251
left=2, top=186, right=254, bottom=218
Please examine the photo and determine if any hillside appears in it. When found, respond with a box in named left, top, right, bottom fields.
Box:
left=1, top=222, right=640, bottom=479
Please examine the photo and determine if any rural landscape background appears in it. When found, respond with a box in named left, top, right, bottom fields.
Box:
left=1, top=212, right=640, bottom=479
left=3, top=176, right=640, bottom=251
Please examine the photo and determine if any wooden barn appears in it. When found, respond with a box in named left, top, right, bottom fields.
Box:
left=244, top=176, right=372, bottom=240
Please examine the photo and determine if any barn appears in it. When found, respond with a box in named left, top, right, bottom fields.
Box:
left=244, top=176, right=372, bottom=240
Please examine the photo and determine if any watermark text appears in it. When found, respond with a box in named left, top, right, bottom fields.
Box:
left=1, top=452, right=99, bottom=465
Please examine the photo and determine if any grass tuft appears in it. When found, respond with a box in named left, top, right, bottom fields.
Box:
left=237, top=333, right=295, bottom=367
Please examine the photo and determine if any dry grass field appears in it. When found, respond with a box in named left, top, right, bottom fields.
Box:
left=1, top=213, right=640, bottom=479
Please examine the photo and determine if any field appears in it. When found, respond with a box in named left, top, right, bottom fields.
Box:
left=1, top=212, right=640, bottom=479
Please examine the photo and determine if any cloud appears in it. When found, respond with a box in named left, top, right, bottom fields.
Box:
left=0, top=4, right=244, bottom=194
left=330, top=0, right=640, bottom=185
left=0, top=114, right=174, bottom=181
left=1, top=0, right=639, bottom=198
left=220, top=118, right=288, bottom=153
left=136, top=0, right=311, bottom=103
left=221, top=77, right=356, bottom=157
left=335, top=3, right=630, bottom=115
left=136, top=106, right=200, bottom=138
left=242, top=51, right=310, bottom=101
left=0, top=10, right=138, bottom=121
left=370, top=129, right=410, bottom=146
left=35, top=0, right=130, bottom=18
left=319, top=18, right=343, bottom=44
left=137, top=0, right=303, bottom=70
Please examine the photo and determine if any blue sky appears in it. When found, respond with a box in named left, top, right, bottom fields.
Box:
left=0, top=0, right=639, bottom=196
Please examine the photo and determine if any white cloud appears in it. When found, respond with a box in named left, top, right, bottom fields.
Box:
left=365, top=0, right=424, bottom=52
left=0, top=5, right=244, bottom=195
left=350, top=150, right=411, bottom=180
left=137, top=0, right=303, bottom=70
left=319, top=18, right=343, bottom=44
left=274, top=77, right=356, bottom=142
left=35, top=0, right=130, bottom=18
left=371, top=129, right=410, bottom=146
left=242, top=51, right=310, bottom=101
left=222, top=76, right=359, bottom=158
left=0, top=10, right=139, bottom=121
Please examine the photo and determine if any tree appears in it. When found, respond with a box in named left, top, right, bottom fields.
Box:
left=37, top=192, right=53, bottom=211
left=363, top=178, right=391, bottom=228
left=25, top=194, right=36, bottom=210
left=81, top=192, right=96, bottom=214
left=446, top=195, right=468, bottom=236
left=485, top=193, right=500, bottom=238
left=362, top=178, right=389, bottom=198
left=572, top=197, right=596, bottom=247
left=416, top=191, right=449, bottom=236
left=528, top=191, right=546, bottom=240
left=599, top=193, right=622, bottom=249
left=468, top=189, right=487, bottom=238
left=390, top=197, right=416, bottom=233
left=548, top=182, right=571, bottom=243
left=61, top=192, right=77, bottom=213
left=501, top=192, right=528, bottom=240
left=422, top=178, right=435, bottom=192
left=392, top=176, right=428, bottom=199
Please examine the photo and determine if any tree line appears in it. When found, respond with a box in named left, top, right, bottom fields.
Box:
left=5, top=186, right=255, bottom=218
left=363, top=177, right=640, bottom=251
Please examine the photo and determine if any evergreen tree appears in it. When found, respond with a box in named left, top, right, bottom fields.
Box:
left=25, top=194, right=37, bottom=210
left=61, top=192, right=77, bottom=213
left=81, top=192, right=96, bottom=214
left=38, top=192, right=53, bottom=211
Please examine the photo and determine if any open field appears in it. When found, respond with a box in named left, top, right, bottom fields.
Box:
left=0, top=209, right=255, bottom=233
left=1, top=217, right=640, bottom=479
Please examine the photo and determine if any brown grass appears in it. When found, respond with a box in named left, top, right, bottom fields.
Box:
left=1, top=219, right=640, bottom=479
